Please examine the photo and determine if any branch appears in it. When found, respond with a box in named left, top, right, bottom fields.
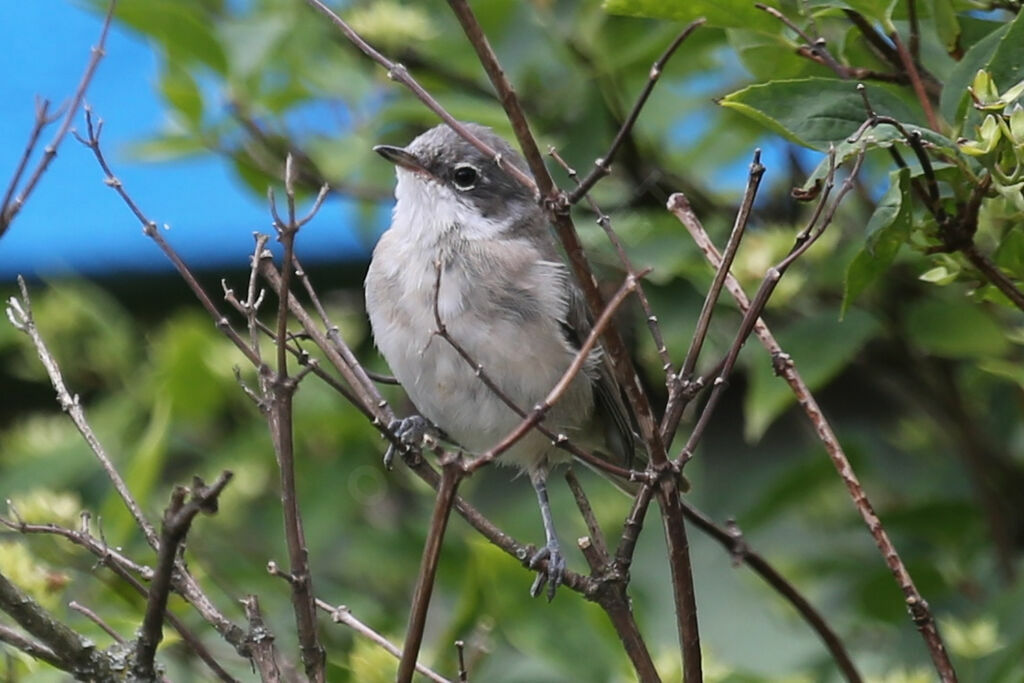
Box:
left=0, top=622, right=63, bottom=671
left=673, top=196, right=957, bottom=683
left=316, top=600, right=451, bottom=683
left=266, top=158, right=327, bottom=682
left=0, top=572, right=113, bottom=679
left=1, top=512, right=242, bottom=682
left=133, top=472, right=234, bottom=680
left=6, top=278, right=158, bottom=548
left=397, top=461, right=463, bottom=683
left=566, top=19, right=705, bottom=203
left=0, top=0, right=116, bottom=238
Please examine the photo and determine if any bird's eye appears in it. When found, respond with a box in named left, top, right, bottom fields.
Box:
left=452, top=164, right=478, bottom=190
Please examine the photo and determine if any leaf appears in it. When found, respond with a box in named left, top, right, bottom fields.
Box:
left=931, top=0, right=961, bottom=55
left=905, top=298, right=1010, bottom=358
left=603, top=0, right=781, bottom=30
left=720, top=78, right=924, bottom=151
left=804, top=0, right=899, bottom=29
left=743, top=309, right=880, bottom=440
left=842, top=168, right=912, bottom=315
left=158, top=62, right=203, bottom=127
left=108, top=0, right=228, bottom=73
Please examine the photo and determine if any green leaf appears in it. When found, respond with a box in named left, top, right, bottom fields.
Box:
left=109, top=0, right=228, bottom=73
left=720, top=78, right=923, bottom=151
left=905, top=298, right=1010, bottom=358
left=124, top=133, right=209, bottom=162
left=158, top=62, right=203, bottom=127
left=931, top=0, right=960, bottom=55
left=804, top=0, right=898, bottom=29
left=603, top=0, right=781, bottom=30
left=743, top=309, right=880, bottom=440
left=842, top=168, right=912, bottom=315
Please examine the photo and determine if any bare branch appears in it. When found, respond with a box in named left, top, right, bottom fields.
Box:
left=316, top=600, right=451, bottom=683
left=397, top=462, right=463, bottom=683
left=0, top=0, right=116, bottom=238
left=266, top=159, right=326, bottom=682
left=0, top=571, right=113, bottom=679
left=133, top=472, right=234, bottom=680
left=463, top=270, right=648, bottom=474
left=0, top=622, right=63, bottom=670
left=567, top=19, right=706, bottom=203
left=675, top=195, right=956, bottom=683
left=6, top=277, right=158, bottom=548
left=68, top=601, right=124, bottom=644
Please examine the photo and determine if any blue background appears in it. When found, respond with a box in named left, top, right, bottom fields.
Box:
left=0, top=1, right=368, bottom=279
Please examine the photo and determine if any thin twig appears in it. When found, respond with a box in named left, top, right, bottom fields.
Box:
left=890, top=31, right=939, bottom=131
left=68, top=601, right=124, bottom=644
left=1, top=512, right=241, bottom=682
left=666, top=150, right=765, bottom=440
left=0, top=622, right=63, bottom=671
left=548, top=147, right=677, bottom=409
left=316, top=600, right=451, bottom=683
left=564, top=469, right=610, bottom=564
left=6, top=278, right=158, bottom=548
left=397, top=462, right=463, bottom=683
left=0, top=0, right=116, bottom=237
left=567, top=19, right=705, bottom=203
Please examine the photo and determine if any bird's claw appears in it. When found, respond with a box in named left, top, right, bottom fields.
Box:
left=528, top=541, right=566, bottom=601
left=383, top=415, right=434, bottom=469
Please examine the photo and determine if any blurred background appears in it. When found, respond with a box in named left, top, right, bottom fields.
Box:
left=1, top=1, right=1022, bottom=681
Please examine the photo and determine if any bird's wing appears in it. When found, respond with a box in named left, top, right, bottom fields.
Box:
left=562, top=276, right=644, bottom=471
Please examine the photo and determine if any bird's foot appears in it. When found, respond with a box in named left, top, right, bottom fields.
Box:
left=383, top=415, right=435, bottom=469
left=528, top=539, right=566, bottom=601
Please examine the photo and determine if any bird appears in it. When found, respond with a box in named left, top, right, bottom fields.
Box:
left=365, top=122, right=641, bottom=599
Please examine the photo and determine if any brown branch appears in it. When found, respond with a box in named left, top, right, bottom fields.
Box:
left=68, top=601, right=124, bottom=644
left=397, top=462, right=463, bottom=683
left=266, top=158, right=327, bottom=682
left=548, top=147, right=677, bottom=415
left=0, top=0, right=116, bottom=238
left=963, top=244, right=1024, bottom=310
left=674, top=199, right=957, bottom=683
left=75, top=109, right=264, bottom=370
left=679, top=506, right=863, bottom=681
left=665, top=149, right=765, bottom=441
left=890, top=32, right=939, bottom=131
left=564, top=469, right=610, bottom=563
left=316, top=600, right=450, bottom=683
left=0, top=622, right=63, bottom=671
left=240, top=596, right=287, bottom=683
left=567, top=19, right=705, bottom=203
left=434, top=21, right=700, bottom=668
left=133, top=472, right=234, bottom=681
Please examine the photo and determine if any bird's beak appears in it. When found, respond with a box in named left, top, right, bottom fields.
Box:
left=373, top=144, right=425, bottom=173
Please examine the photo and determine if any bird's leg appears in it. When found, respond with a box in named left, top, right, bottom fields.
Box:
left=383, top=414, right=438, bottom=468
left=528, top=466, right=566, bottom=601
